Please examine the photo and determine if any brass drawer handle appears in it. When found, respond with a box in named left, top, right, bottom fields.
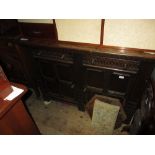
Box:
left=61, top=54, right=65, bottom=59
left=7, top=42, right=13, bottom=47
left=71, top=84, right=75, bottom=89
left=32, top=31, right=41, bottom=34
left=113, top=72, right=130, bottom=77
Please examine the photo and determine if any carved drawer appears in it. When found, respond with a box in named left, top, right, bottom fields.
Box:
left=83, top=53, right=140, bottom=72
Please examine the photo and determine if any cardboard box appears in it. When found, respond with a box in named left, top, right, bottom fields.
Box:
left=86, top=94, right=127, bottom=129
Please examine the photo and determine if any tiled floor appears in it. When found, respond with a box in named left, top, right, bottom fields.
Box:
left=25, top=92, right=128, bottom=135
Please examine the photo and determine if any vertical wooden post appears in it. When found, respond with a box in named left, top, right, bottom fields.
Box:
left=53, top=19, right=58, bottom=41
left=100, top=19, right=105, bottom=46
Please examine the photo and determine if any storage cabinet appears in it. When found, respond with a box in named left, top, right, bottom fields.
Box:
left=82, top=52, right=139, bottom=104
left=28, top=46, right=140, bottom=112
left=1, top=20, right=155, bottom=123
left=3, top=40, right=154, bottom=122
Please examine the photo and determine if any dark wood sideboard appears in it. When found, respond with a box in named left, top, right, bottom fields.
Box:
left=0, top=21, right=155, bottom=123
left=1, top=37, right=155, bottom=122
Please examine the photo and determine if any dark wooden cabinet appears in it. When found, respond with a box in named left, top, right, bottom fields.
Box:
left=1, top=37, right=155, bottom=122
left=24, top=46, right=142, bottom=114
left=82, top=52, right=140, bottom=105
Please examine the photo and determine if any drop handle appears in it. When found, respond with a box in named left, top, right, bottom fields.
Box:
left=124, top=63, right=127, bottom=68
left=113, top=72, right=130, bottom=77
left=37, top=51, right=42, bottom=56
left=83, top=87, right=86, bottom=92
left=32, top=31, right=41, bottom=34
left=7, top=42, right=13, bottom=47
left=119, top=75, right=125, bottom=79
left=71, top=84, right=75, bottom=89
left=91, top=58, right=95, bottom=64
left=61, top=54, right=65, bottom=59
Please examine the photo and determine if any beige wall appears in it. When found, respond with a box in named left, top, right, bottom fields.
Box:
left=55, top=19, right=101, bottom=44
left=104, top=19, right=155, bottom=50
left=18, top=19, right=53, bottom=24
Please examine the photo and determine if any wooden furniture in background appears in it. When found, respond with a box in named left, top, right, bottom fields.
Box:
left=19, top=22, right=58, bottom=40
left=0, top=83, right=40, bottom=135
left=0, top=36, right=40, bottom=97
left=0, top=19, right=20, bottom=36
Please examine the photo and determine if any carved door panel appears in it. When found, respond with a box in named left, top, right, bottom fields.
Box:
left=83, top=67, right=104, bottom=102
left=55, top=62, right=75, bottom=101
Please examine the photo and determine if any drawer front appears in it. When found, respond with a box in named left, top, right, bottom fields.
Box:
left=83, top=53, right=140, bottom=72
left=32, top=48, right=74, bottom=63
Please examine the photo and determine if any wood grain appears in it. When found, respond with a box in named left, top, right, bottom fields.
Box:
left=0, top=83, right=40, bottom=135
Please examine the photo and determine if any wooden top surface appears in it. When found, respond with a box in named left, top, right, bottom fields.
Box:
left=16, top=38, right=155, bottom=60
left=0, top=83, right=27, bottom=118
left=1, top=36, right=155, bottom=60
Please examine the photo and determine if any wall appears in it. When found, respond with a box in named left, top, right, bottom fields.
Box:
left=55, top=19, right=101, bottom=44
left=104, top=19, right=155, bottom=50
left=18, top=19, right=53, bottom=24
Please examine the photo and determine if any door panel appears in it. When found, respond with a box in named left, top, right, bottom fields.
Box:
left=83, top=66, right=104, bottom=103
left=59, top=80, right=74, bottom=100
left=56, top=62, right=74, bottom=82
left=44, top=77, right=59, bottom=95
left=107, top=71, right=135, bottom=98
left=85, top=67, right=104, bottom=90
left=39, top=60, right=56, bottom=79
left=56, top=62, right=75, bottom=100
